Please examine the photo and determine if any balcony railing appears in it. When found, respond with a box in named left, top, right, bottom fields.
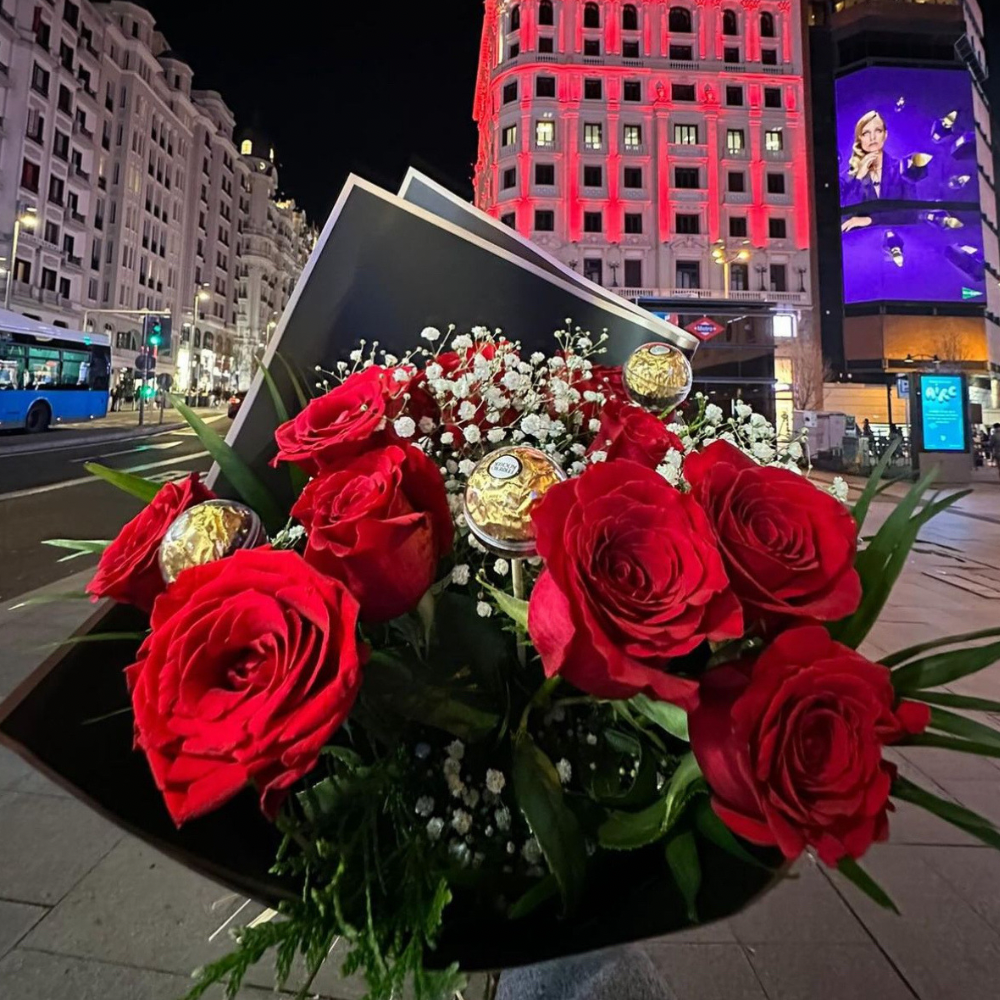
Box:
left=669, top=143, right=707, bottom=158
left=674, top=188, right=708, bottom=201
left=619, top=287, right=807, bottom=305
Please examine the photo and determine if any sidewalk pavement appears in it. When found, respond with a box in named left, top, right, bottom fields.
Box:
left=2, top=488, right=1000, bottom=999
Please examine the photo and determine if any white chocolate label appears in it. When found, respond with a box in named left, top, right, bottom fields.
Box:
left=648, top=344, right=671, bottom=356
left=489, top=455, right=522, bottom=480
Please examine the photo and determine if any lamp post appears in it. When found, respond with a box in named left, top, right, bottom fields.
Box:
left=711, top=239, right=750, bottom=299
left=755, top=264, right=768, bottom=292
left=190, top=285, right=210, bottom=404
left=4, top=207, right=37, bottom=310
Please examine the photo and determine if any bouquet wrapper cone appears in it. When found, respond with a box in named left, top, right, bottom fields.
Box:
left=0, top=171, right=780, bottom=971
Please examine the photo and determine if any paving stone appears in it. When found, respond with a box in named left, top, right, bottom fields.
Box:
left=918, top=845, right=1000, bottom=936
left=0, top=900, right=46, bottom=959
left=649, top=917, right=737, bottom=944
left=747, top=943, right=914, bottom=1000
left=644, top=943, right=766, bottom=1000
left=0, top=792, right=120, bottom=905
left=10, top=768, right=73, bottom=798
left=730, top=860, right=867, bottom=945
left=938, top=779, right=1000, bottom=828
left=0, top=745, right=31, bottom=791
left=897, top=746, right=1000, bottom=785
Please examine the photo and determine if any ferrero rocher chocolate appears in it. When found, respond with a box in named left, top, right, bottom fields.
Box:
left=622, top=342, right=693, bottom=413
left=463, top=447, right=566, bottom=556
left=158, top=500, right=266, bottom=584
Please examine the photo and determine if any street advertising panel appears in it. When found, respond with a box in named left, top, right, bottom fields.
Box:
left=918, top=373, right=968, bottom=452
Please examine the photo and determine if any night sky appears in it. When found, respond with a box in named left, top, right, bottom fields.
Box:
left=138, top=2, right=999, bottom=227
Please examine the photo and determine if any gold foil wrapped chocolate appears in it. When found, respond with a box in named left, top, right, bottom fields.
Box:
left=463, top=447, right=566, bottom=556
left=158, top=500, right=266, bottom=584
left=622, top=342, right=693, bottom=412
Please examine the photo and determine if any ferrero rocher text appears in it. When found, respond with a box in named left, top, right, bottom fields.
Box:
left=463, top=447, right=566, bottom=555
left=623, top=342, right=693, bottom=412
left=159, top=500, right=265, bottom=584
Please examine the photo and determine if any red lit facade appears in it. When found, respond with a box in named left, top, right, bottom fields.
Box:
left=473, top=0, right=813, bottom=310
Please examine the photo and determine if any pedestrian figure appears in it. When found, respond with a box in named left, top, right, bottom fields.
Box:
left=990, top=424, right=1000, bottom=480
left=862, top=418, right=873, bottom=439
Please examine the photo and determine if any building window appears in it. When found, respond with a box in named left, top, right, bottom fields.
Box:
left=623, top=4, right=639, bottom=31
left=731, top=263, right=749, bottom=291
left=672, top=83, right=696, bottom=102
left=510, top=4, right=520, bottom=31
left=31, top=62, right=50, bottom=96
left=43, top=221, right=60, bottom=246
left=624, top=259, right=643, bottom=287
left=584, top=2, right=600, bottom=29
left=535, top=163, right=556, bottom=185
left=623, top=40, right=640, bottom=58
left=624, top=124, right=642, bottom=147
left=761, top=11, right=776, bottom=38
left=767, top=172, right=786, bottom=194
left=241, top=139, right=252, bottom=155
left=730, top=216, right=748, bottom=237
left=675, top=213, right=700, bottom=234
left=502, top=124, right=518, bottom=147
left=674, top=123, right=699, bottom=145
left=539, top=0, right=554, bottom=26
left=585, top=78, right=603, bottom=100
left=723, top=9, right=738, bottom=35
left=623, top=80, right=642, bottom=102
left=534, top=209, right=555, bottom=232
left=724, top=47, right=740, bottom=63
left=764, top=87, right=782, bottom=109
left=584, top=258, right=603, bottom=284
left=728, top=171, right=746, bottom=192
left=624, top=212, right=643, bottom=234
left=584, top=211, right=603, bottom=233
left=539, top=36, right=554, bottom=52
left=668, top=7, right=692, bottom=33
left=624, top=167, right=643, bottom=189
left=765, top=129, right=784, bottom=152
left=58, top=277, right=71, bottom=299
left=41, top=267, right=57, bottom=292
left=726, top=129, right=745, bottom=154
left=503, top=81, right=518, bottom=104
left=669, top=44, right=693, bottom=60
left=502, top=167, right=517, bottom=190
left=53, top=131, right=70, bottom=161
left=536, top=75, right=556, bottom=98
left=726, top=85, right=744, bottom=106
left=509, top=42, right=520, bottom=59
left=48, top=176, right=65, bottom=206
left=762, top=48, right=778, bottom=65
left=584, top=123, right=603, bottom=149
left=584, top=164, right=603, bottom=187
left=770, top=263, right=787, bottom=291
left=26, top=109, right=44, bottom=143
left=769, top=218, right=788, bottom=239
left=674, top=166, right=700, bottom=189
left=584, top=38, right=601, bottom=56
left=536, top=120, right=555, bottom=146
left=676, top=260, right=701, bottom=289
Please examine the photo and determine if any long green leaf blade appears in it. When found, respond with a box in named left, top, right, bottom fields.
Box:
left=599, top=796, right=670, bottom=851
left=507, top=874, right=559, bottom=920
left=909, top=691, right=1000, bottom=714
left=512, top=731, right=587, bottom=914
left=83, top=462, right=159, bottom=503
left=852, top=438, right=900, bottom=531
left=665, top=829, right=701, bottom=922
left=39, top=631, right=148, bottom=650
left=693, top=797, right=771, bottom=870
left=893, top=775, right=1000, bottom=849
left=904, top=732, right=1000, bottom=759
left=273, top=350, right=311, bottom=410
left=8, top=591, right=90, bottom=610
left=259, top=363, right=308, bottom=495
left=836, top=857, right=899, bottom=914
left=478, top=577, right=529, bottom=629
left=629, top=694, right=690, bottom=742
left=892, top=639, right=1000, bottom=693
left=927, top=707, right=1000, bottom=750
left=169, top=395, right=285, bottom=534
left=881, top=626, right=1000, bottom=669
left=42, top=539, right=112, bottom=555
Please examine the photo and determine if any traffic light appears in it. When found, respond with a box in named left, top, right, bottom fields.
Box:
left=140, top=382, right=156, bottom=400
left=143, top=314, right=169, bottom=349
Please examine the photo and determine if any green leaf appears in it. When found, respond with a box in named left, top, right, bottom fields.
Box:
left=260, top=364, right=308, bottom=496
left=663, top=753, right=704, bottom=830
left=169, top=395, right=286, bottom=534
left=478, top=576, right=529, bottom=630
left=83, top=462, right=159, bottom=503
left=42, top=539, right=111, bottom=557
left=512, top=731, right=587, bottom=914
left=273, top=349, right=311, bottom=410
left=507, top=874, right=559, bottom=920
left=851, top=438, right=900, bottom=531
left=836, top=857, right=899, bottom=914
left=881, top=627, right=1000, bottom=668
left=891, top=639, right=1000, bottom=693
left=903, top=732, right=1000, bottom=760
left=604, top=729, right=642, bottom=757
left=892, top=775, right=1000, bottom=850
left=665, top=830, right=701, bottom=922
left=908, top=691, right=1000, bottom=714
left=927, top=707, right=1000, bottom=751
left=8, top=591, right=91, bottom=610
left=693, top=797, right=771, bottom=870
left=39, top=631, right=148, bottom=650
left=629, top=694, right=690, bottom=742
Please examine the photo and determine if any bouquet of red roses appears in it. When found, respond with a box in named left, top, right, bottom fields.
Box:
left=43, top=326, right=1000, bottom=999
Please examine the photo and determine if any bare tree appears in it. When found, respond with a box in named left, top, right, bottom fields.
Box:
left=787, top=332, right=831, bottom=412
left=931, top=325, right=977, bottom=370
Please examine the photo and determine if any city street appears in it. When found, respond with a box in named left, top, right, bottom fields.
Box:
left=0, top=415, right=224, bottom=601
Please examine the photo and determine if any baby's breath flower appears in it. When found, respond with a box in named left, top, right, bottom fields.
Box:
left=493, top=558, right=510, bottom=576
left=487, top=428, right=507, bottom=443
left=451, top=564, right=471, bottom=586
left=393, top=416, right=416, bottom=439
left=458, top=400, right=477, bottom=422
left=486, top=769, right=506, bottom=795
left=440, top=431, right=455, bottom=445
left=556, top=759, right=573, bottom=785
left=425, top=363, right=444, bottom=380
left=464, top=425, right=482, bottom=444
left=426, top=817, right=445, bottom=841
left=452, top=810, right=473, bottom=836
left=415, top=796, right=435, bottom=818
left=421, top=326, right=441, bottom=342
left=522, top=837, right=543, bottom=864
left=496, top=807, right=512, bottom=831
left=459, top=459, right=477, bottom=477
left=831, top=476, right=850, bottom=503
left=447, top=740, right=466, bottom=761
left=590, top=450, right=608, bottom=464
left=477, top=601, right=493, bottom=618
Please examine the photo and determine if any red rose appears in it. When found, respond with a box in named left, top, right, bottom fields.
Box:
left=291, top=443, right=453, bottom=622
left=528, top=461, right=742, bottom=707
left=126, top=549, right=364, bottom=825
left=273, top=366, right=398, bottom=476
left=572, top=363, right=629, bottom=421
left=587, top=399, right=684, bottom=468
left=87, top=473, right=215, bottom=613
left=684, top=441, right=861, bottom=625
left=689, top=626, right=930, bottom=866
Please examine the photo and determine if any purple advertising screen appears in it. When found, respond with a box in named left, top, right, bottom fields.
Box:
left=841, top=207, right=986, bottom=304
left=835, top=67, right=979, bottom=209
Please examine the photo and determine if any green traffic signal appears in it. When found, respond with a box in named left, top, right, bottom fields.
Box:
left=141, top=383, right=156, bottom=399
left=146, top=317, right=163, bottom=347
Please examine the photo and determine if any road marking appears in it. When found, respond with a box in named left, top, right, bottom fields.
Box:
left=70, top=440, right=184, bottom=463
left=0, top=451, right=210, bottom=502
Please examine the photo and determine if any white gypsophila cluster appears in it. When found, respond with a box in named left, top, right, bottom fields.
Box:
left=830, top=476, right=850, bottom=503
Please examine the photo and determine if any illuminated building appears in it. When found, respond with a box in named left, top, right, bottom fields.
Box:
left=473, top=0, right=816, bottom=423
left=809, top=0, right=1000, bottom=427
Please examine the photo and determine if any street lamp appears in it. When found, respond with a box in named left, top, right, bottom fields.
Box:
left=190, top=285, right=210, bottom=402
left=4, top=207, right=38, bottom=310
left=711, top=239, right=750, bottom=299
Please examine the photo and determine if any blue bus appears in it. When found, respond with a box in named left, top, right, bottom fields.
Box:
left=0, top=309, right=111, bottom=432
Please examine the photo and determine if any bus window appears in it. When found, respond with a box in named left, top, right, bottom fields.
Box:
left=27, top=346, right=60, bottom=388
left=0, top=343, right=25, bottom=389
left=60, top=348, right=91, bottom=387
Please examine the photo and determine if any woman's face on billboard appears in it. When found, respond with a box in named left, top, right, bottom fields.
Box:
left=859, top=115, right=886, bottom=154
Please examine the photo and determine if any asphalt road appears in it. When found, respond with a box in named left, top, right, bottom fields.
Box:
left=0, top=422, right=223, bottom=602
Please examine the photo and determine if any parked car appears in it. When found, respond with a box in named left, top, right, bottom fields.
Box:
left=227, top=391, right=247, bottom=419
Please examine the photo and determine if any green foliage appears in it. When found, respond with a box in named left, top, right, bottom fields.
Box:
left=273, top=349, right=312, bottom=409
left=507, top=874, right=559, bottom=920
left=259, top=362, right=308, bottom=495
left=903, top=732, right=1000, bottom=760
left=8, top=591, right=90, bottom=610
left=851, top=439, right=901, bottom=533
left=892, top=775, right=1000, bottom=850
left=693, top=798, right=770, bottom=870
left=836, top=857, right=899, bottom=914
left=627, top=694, right=689, bottom=742
left=478, top=576, right=529, bottom=630
left=42, top=539, right=112, bottom=563
left=891, top=638, right=1000, bottom=694
left=925, top=706, right=1000, bottom=751
left=905, top=691, right=1000, bottom=714
left=512, top=731, right=588, bottom=914
left=665, top=829, right=701, bottom=922
left=880, top=626, right=1000, bottom=669
left=83, top=462, right=159, bottom=503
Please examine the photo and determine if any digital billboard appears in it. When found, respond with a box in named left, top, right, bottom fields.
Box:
left=841, top=207, right=986, bottom=304
left=919, top=374, right=967, bottom=452
left=835, top=67, right=979, bottom=210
